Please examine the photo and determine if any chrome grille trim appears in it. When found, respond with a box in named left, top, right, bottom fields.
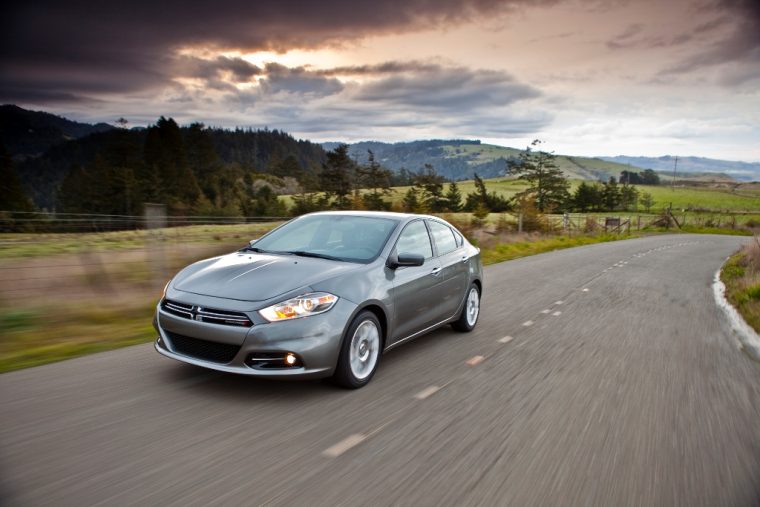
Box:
left=161, top=299, right=253, bottom=327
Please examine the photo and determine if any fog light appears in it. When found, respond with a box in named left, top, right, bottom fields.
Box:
left=285, top=353, right=297, bottom=366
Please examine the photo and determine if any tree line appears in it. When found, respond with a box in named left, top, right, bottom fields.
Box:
left=1, top=118, right=661, bottom=219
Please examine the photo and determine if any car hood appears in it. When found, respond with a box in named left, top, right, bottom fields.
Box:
left=172, top=251, right=362, bottom=302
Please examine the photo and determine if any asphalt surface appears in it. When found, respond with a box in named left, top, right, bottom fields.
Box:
left=2, top=234, right=760, bottom=506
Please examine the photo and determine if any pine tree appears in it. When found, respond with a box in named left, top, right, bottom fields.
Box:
left=464, top=173, right=511, bottom=213
left=413, top=164, right=446, bottom=212
left=444, top=181, right=463, bottom=212
left=602, top=177, right=621, bottom=211
left=143, top=117, right=201, bottom=213
left=508, top=139, right=569, bottom=212
left=402, top=187, right=421, bottom=213
left=640, top=192, right=655, bottom=212
left=0, top=145, right=35, bottom=212
left=359, top=150, right=392, bottom=211
left=320, top=144, right=355, bottom=209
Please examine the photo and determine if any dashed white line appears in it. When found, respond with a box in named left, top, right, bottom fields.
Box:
left=522, top=320, right=534, bottom=327
left=552, top=311, right=562, bottom=316
left=466, top=355, right=485, bottom=366
left=540, top=309, right=550, bottom=314
left=582, top=288, right=590, bottom=292
left=414, top=385, right=441, bottom=400
left=554, top=300, right=564, bottom=305
left=498, top=335, right=514, bottom=344
left=322, top=434, right=366, bottom=458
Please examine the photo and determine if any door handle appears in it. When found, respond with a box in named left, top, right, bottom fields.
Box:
left=461, top=255, right=469, bottom=263
left=430, top=267, right=442, bottom=276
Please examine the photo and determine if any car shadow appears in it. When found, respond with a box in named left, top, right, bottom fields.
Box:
left=156, top=326, right=459, bottom=403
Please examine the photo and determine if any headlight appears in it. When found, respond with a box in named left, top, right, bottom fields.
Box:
left=259, top=292, right=338, bottom=322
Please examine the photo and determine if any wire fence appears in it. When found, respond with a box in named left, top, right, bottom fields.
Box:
left=0, top=210, right=290, bottom=233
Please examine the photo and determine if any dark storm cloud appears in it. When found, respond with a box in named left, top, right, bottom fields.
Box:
left=354, top=66, right=541, bottom=110
left=176, top=56, right=263, bottom=82
left=317, top=61, right=445, bottom=76
left=0, top=0, right=560, bottom=104
left=258, top=63, right=344, bottom=96
left=664, top=0, right=760, bottom=77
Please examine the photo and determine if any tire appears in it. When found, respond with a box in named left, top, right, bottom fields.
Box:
left=452, top=283, right=480, bottom=332
left=332, top=311, right=382, bottom=389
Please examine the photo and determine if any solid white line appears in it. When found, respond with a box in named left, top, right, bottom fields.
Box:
left=322, top=434, right=366, bottom=458
left=522, top=320, right=534, bottom=327
left=498, top=335, right=514, bottom=343
left=552, top=311, right=562, bottom=316
left=414, top=385, right=441, bottom=400
left=712, top=268, right=760, bottom=361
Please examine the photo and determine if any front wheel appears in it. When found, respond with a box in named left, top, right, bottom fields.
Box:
left=332, top=311, right=382, bottom=389
left=452, top=283, right=480, bottom=332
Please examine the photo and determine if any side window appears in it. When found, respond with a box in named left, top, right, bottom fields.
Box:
left=428, top=220, right=458, bottom=256
left=395, top=220, right=433, bottom=259
left=453, top=230, right=463, bottom=247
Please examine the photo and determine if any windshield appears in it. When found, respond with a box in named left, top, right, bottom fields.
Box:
left=252, top=214, right=399, bottom=263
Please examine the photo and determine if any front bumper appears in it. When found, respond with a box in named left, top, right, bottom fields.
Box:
left=154, top=297, right=357, bottom=379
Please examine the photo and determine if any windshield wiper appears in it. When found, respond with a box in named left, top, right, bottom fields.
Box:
left=287, top=250, right=343, bottom=261
left=241, top=246, right=269, bottom=253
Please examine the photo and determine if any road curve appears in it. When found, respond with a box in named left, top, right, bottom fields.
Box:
left=2, top=234, right=760, bottom=506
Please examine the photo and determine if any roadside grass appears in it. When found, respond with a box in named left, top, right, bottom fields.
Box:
left=721, top=239, right=760, bottom=334
left=479, top=233, right=640, bottom=265
left=0, top=222, right=282, bottom=259
left=0, top=303, right=157, bottom=373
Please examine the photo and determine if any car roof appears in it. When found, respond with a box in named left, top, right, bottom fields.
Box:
left=305, top=210, right=439, bottom=222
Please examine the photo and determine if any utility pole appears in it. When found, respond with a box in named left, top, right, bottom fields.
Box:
left=671, top=156, right=678, bottom=191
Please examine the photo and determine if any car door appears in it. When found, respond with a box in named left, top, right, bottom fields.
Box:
left=427, top=220, right=469, bottom=319
left=388, top=219, right=444, bottom=344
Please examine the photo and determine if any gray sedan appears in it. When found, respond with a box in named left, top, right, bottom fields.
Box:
left=154, top=211, right=483, bottom=388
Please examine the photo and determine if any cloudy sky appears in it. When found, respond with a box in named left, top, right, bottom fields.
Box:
left=2, top=0, right=759, bottom=160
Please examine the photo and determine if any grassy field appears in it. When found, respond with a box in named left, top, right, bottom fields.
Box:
left=721, top=239, right=760, bottom=335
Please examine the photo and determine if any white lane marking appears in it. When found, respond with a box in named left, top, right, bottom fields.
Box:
left=323, top=434, right=366, bottom=458
left=554, top=300, right=564, bottom=305
left=466, top=355, right=485, bottom=366
left=498, top=335, right=514, bottom=344
left=552, top=311, right=562, bottom=316
left=541, top=309, right=551, bottom=314
left=522, top=320, right=534, bottom=327
left=414, top=385, right=441, bottom=400
left=582, top=288, right=590, bottom=292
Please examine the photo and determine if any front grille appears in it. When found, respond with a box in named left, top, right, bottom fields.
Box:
left=166, top=331, right=241, bottom=364
left=162, top=299, right=252, bottom=327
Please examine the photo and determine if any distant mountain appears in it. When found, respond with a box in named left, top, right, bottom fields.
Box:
left=2, top=106, right=327, bottom=210
left=325, top=140, right=646, bottom=182
left=600, top=155, right=759, bottom=182
left=0, top=104, right=115, bottom=158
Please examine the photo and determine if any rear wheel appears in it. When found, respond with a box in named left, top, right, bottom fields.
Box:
left=332, top=311, right=382, bottom=389
left=452, top=283, right=480, bottom=332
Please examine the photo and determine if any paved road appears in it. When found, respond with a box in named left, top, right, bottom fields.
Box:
left=2, top=234, right=760, bottom=506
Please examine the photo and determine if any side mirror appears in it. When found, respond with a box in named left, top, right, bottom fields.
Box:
left=387, top=252, right=424, bottom=269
